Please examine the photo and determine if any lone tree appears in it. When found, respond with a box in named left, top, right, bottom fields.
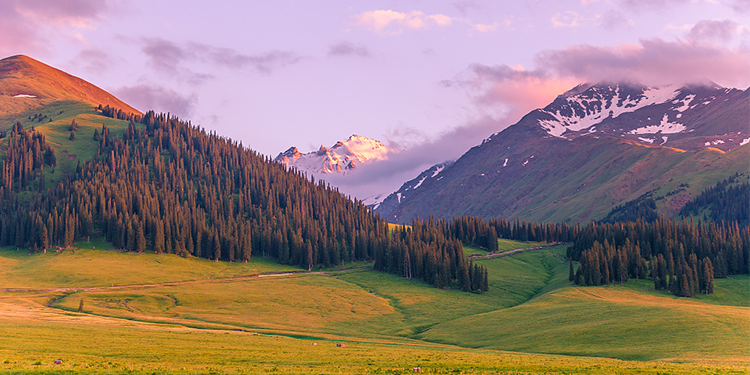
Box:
left=69, top=130, right=75, bottom=141
left=78, top=298, right=84, bottom=312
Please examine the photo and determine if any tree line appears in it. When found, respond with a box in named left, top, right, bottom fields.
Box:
left=679, top=174, right=749, bottom=227
left=567, top=218, right=748, bottom=296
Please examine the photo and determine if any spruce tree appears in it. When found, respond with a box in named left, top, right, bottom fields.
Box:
left=568, top=260, right=574, bottom=282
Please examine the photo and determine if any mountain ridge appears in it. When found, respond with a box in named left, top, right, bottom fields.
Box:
left=378, top=81, right=749, bottom=223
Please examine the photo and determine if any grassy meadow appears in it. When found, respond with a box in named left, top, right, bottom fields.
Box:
left=0, top=237, right=747, bottom=374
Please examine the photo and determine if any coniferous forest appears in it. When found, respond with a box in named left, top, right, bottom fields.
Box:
left=679, top=174, right=749, bottom=227
left=567, top=218, right=749, bottom=296
left=0, top=108, right=492, bottom=291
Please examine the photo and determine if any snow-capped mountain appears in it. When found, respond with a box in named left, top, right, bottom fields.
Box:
left=381, top=82, right=749, bottom=224
left=512, top=82, right=748, bottom=151
left=275, top=134, right=398, bottom=175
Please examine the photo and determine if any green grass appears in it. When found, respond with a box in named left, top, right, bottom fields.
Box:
left=0, top=100, right=135, bottom=187
left=0, top=240, right=747, bottom=373
left=463, top=239, right=546, bottom=255
left=0, top=244, right=297, bottom=289
left=1, top=319, right=737, bottom=374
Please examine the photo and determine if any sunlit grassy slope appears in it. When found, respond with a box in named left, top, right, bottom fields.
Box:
left=0, top=238, right=747, bottom=373
left=0, top=100, right=135, bottom=184
left=0, top=55, right=140, bottom=118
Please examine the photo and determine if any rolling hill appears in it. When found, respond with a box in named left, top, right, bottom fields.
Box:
left=0, top=242, right=746, bottom=373
left=0, top=55, right=140, bottom=119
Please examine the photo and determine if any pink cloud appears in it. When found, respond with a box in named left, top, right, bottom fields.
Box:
left=687, top=20, right=739, bottom=43
left=328, top=41, right=371, bottom=58
left=535, top=38, right=750, bottom=88
left=138, top=37, right=304, bottom=79
left=353, top=10, right=457, bottom=35
left=113, top=84, right=196, bottom=118
left=732, top=0, right=750, bottom=13
left=0, top=0, right=108, bottom=57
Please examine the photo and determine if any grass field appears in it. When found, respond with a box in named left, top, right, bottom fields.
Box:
left=0, top=238, right=747, bottom=374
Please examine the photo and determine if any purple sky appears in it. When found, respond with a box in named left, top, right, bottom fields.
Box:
left=1, top=0, right=748, bottom=199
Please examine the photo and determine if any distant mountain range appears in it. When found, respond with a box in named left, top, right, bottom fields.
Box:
left=376, top=82, right=749, bottom=223
left=274, top=134, right=398, bottom=176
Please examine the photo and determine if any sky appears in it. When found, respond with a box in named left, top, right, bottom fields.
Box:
left=1, top=0, right=748, bottom=199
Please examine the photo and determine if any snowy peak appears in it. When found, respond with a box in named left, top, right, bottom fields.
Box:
left=529, top=82, right=748, bottom=151
left=537, top=83, right=681, bottom=138
left=274, top=134, right=398, bottom=175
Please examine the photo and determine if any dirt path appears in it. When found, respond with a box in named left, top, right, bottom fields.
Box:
left=467, top=243, right=565, bottom=260
left=2, top=267, right=363, bottom=295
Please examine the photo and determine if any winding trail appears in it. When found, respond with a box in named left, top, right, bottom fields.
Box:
left=467, top=243, right=565, bottom=260
left=2, top=267, right=366, bottom=296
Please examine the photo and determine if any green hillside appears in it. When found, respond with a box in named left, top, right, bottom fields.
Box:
left=1, top=239, right=746, bottom=373
left=388, top=127, right=749, bottom=224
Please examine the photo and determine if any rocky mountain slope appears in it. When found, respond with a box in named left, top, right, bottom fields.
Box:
left=378, top=82, right=749, bottom=223
left=368, top=161, right=453, bottom=216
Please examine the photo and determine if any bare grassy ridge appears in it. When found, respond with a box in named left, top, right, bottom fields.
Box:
left=0, top=240, right=747, bottom=374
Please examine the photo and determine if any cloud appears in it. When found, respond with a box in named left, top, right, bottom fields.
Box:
left=535, top=38, right=750, bottom=88
left=327, top=41, right=371, bottom=58
left=141, top=37, right=189, bottom=75
left=138, top=37, right=304, bottom=79
left=0, top=0, right=108, bottom=56
left=687, top=20, right=739, bottom=43
left=732, top=0, right=750, bottom=13
left=621, top=0, right=689, bottom=11
left=72, top=48, right=113, bottom=74
left=473, top=22, right=499, bottom=33
left=353, top=10, right=457, bottom=35
left=599, top=10, right=633, bottom=30
left=552, top=11, right=587, bottom=28
left=13, top=0, right=107, bottom=28
left=199, top=45, right=305, bottom=74
left=452, top=0, right=482, bottom=15
left=113, top=84, right=196, bottom=118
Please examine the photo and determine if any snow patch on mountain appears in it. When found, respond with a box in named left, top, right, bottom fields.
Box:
left=537, top=85, right=681, bottom=138
left=673, top=94, right=694, bottom=112
left=371, top=161, right=454, bottom=216
left=431, top=165, right=445, bottom=177
left=628, top=114, right=686, bottom=135
left=412, top=176, right=428, bottom=190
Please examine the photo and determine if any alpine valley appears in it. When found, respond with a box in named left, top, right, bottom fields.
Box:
left=0, top=55, right=747, bottom=375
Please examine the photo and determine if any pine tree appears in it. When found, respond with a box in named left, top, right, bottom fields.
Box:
left=568, top=260, right=574, bottom=282
left=135, top=224, right=146, bottom=253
